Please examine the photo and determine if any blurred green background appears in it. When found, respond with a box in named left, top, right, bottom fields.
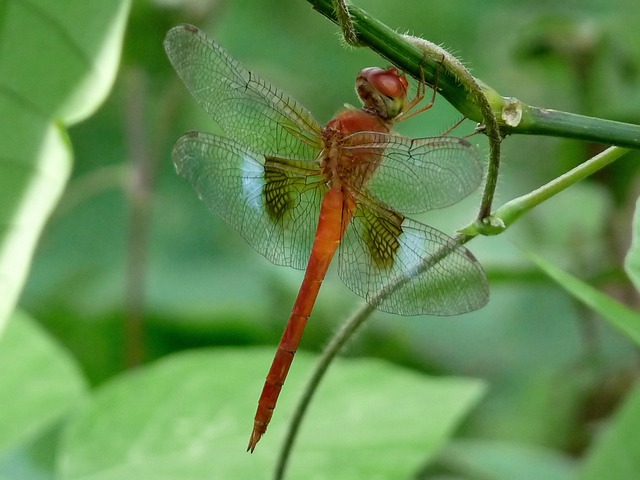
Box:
left=3, top=0, right=640, bottom=478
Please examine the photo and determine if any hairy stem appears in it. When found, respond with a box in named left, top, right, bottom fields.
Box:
left=307, top=0, right=640, bottom=148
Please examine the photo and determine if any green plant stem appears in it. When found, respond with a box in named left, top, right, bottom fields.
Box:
left=333, top=0, right=360, bottom=45
left=307, top=0, right=640, bottom=149
left=493, top=146, right=630, bottom=227
left=401, top=35, right=503, bottom=226
left=517, top=105, right=640, bottom=147
left=274, top=233, right=471, bottom=478
left=310, top=0, right=475, bottom=116
left=122, top=67, right=183, bottom=368
left=463, top=146, right=631, bottom=236
left=123, top=67, right=152, bottom=368
left=274, top=302, right=376, bottom=480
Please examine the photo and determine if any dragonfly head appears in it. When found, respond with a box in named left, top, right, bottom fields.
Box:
left=356, top=67, right=409, bottom=120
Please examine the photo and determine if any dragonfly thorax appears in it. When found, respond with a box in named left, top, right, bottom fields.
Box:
left=321, top=108, right=391, bottom=189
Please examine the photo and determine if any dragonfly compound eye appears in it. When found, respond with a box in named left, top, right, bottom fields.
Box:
left=356, top=67, right=408, bottom=119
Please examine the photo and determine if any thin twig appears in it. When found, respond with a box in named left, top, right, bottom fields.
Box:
left=274, top=234, right=472, bottom=479
left=274, top=302, right=376, bottom=479
left=123, top=67, right=152, bottom=368
left=491, top=146, right=630, bottom=228
left=400, top=36, right=502, bottom=231
left=122, top=67, right=184, bottom=368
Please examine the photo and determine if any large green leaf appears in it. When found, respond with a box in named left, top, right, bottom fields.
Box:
left=527, top=252, right=640, bottom=347
left=58, top=348, right=484, bottom=479
left=0, top=0, right=131, bottom=333
left=432, top=439, right=575, bottom=480
left=0, top=311, right=86, bottom=456
left=576, top=384, right=640, bottom=480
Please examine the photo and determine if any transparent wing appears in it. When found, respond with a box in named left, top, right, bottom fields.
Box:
left=341, top=132, right=483, bottom=214
left=173, top=131, right=326, bottom=269
left=164, top=24, right=323, bottom=159
left=338, top=201, right=488, bottom=315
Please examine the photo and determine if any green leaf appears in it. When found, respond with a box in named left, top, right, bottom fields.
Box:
left=0, top=0, right=131, bottom=333
left=58, top=348, right=484, bottom=479
left=0, top=311, right=86, bottom=456
left=625, top=197, right=640, bottom=291
left=576, top=384, right=640, bottom=480
left=526, top=251, right=640, bottom=347
left=433, top=439, right=575, bottom=480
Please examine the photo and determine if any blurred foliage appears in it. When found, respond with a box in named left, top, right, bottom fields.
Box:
left=1, top=0, right=640, bottom=478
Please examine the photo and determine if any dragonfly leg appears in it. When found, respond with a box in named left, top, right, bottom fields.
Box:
left=395, top=53, right=445, bottom=122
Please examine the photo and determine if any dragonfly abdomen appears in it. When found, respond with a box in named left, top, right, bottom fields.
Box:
left=248, top=187, right=351, bottom=452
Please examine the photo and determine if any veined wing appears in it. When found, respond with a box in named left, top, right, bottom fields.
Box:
left=341, top=132, right=483, bottom=214
left=164, top=24, right=323, bottom=160
left=174, top=131, right=326, bottom=269
left=338, top=201, right=488, bottom=315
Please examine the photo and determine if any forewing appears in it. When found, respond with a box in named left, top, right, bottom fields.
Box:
left=164, top=24, right=323, bottom=159
left=338, top=202, right=488, bottom=315
left=342, top=132, right=483, bottom=214
left=173, top=131, right=326, bottom=269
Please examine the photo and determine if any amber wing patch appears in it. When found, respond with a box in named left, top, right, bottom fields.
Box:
left=362, top=207, right=403, bottom=269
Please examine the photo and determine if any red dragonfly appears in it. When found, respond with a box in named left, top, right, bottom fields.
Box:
left=164, top=24, right=489, bottom=452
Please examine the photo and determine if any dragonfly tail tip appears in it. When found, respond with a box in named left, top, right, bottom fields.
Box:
left=247, top=429, right=262, bottom=453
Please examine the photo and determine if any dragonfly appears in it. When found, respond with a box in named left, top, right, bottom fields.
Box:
left=164, top=24, right=489, bottom=452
